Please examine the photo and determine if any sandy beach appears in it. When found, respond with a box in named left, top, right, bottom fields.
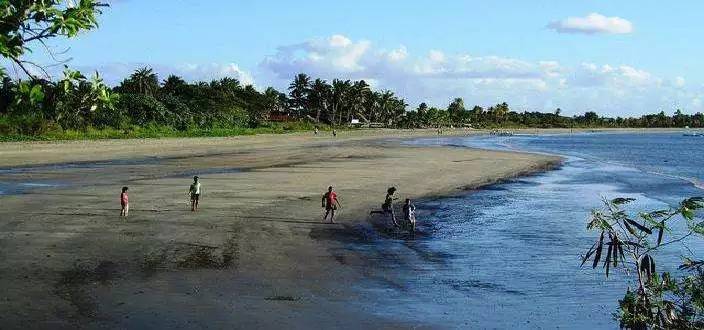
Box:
left=0, top=129, right=560, bottom=329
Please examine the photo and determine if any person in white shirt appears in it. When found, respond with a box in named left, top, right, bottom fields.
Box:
left=189, top=176, right=201, bottom=212
left=403, top=198, right=416, bottom=234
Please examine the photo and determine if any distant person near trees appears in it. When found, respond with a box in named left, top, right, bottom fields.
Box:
left=189, top=176, right=202, bottom=212
left=370, top=187, right=399, bottom=226
left=322, top=186, right=341, bottom=223
left=120, top=187, right=129, bottom=217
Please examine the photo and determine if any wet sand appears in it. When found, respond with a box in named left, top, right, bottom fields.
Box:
left=0, top=129, right=560, bottom=329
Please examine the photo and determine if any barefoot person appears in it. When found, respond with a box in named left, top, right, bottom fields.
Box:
left=120, top=187, right=129, bottom=217
left=322, top=186, right=341, bottom=223
left=189, top=176, right=201, bottom=212
left=403, top=198, right=416, bottom=233
left=370, top=187, right=398, bottom=226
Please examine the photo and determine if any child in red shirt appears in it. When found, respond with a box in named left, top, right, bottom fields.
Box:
left=321, top=186, right=341, bottom=223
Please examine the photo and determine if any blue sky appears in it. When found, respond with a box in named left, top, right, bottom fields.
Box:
left=11, top=0, right=704, bottom=116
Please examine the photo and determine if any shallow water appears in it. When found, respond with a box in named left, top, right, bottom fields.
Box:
left=351, top=132, right=704, bottom=328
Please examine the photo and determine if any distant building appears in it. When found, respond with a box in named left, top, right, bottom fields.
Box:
left=268, top=111, right=295, bottom=122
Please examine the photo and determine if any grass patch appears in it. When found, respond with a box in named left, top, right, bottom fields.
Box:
left=0, top=121, right=340, bottom=142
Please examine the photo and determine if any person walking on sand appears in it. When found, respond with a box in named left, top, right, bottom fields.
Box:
left=322, top=186, right=341, bottom=223
left=402, top=198, right=416, bottom=234
left=370, top=187, right=399, bottom=226
left=189, top=176, right=201, bottom=212
left=120, top=186, right=129, bottom=217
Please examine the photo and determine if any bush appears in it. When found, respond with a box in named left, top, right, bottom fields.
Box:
left=117, top=94, right=172, bottom=126
left=0, top=114, right=53, bottom=136
left=158, top=94, right=191, bottom=130
left=0, top=115, right=15, bottom=135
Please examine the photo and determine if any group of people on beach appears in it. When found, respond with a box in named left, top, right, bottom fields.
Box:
left=119, top=176, right=417, bottom=234
left=321, top=186, right=417, bottom=234
left=369, top=186, right=417, bottom=233
left=119, top=176, right=202, bottom=217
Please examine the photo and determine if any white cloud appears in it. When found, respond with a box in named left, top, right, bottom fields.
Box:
left=258, top=35, right=699, bottom=116
left=174, top=63, right=255, bottom=86
left=260, top=35, right=554, bottom=82
left=674, top=76, right=686, bottom=88
left=7, top=33, right=699, bottom=117
left=547, top=13, right=633, bottom=35
left=71, top=62, right=256, bottom=87
left=569, top=63, right=660, bottom=88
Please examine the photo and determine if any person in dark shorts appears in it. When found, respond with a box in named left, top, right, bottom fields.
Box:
left=189, top=176, right=201, bottom=212
left=322, top=186, right=341, bottom=223
left=370, top=187, right=398, bottom=226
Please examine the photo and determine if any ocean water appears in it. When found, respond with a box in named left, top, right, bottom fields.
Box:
left=351, top=132, right=704, bottom=329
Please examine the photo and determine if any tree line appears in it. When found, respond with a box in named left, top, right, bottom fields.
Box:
left=3, top=0, right=704, bottom=137
left=3, top=68, right=704, bottom=137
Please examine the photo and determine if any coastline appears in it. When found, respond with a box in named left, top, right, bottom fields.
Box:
left=0, top=130, right=561, bottom=328
left=0, top=127, right=682, bottom=168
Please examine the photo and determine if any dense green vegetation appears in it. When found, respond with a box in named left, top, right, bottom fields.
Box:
left=583, top=197, right=704, bottom=329
left=3, top=0, right=704, bottom=142
left=4, top=67, right=704, bottom=141
left=0, top=2, right=701, bottom=141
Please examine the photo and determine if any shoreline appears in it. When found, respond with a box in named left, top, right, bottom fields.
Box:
left=0, top=127, right=684, bottom=168
left=0, top=131, right=561, bottom=328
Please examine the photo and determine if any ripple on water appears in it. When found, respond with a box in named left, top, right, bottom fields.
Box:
left=353, top=133, right=703, bottom=328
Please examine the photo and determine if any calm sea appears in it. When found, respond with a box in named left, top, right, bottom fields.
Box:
left=350, top=132, right=704, bottom=329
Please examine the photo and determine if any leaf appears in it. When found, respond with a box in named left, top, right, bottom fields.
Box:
left=605, top=244, right=612, bottom=277
left=657, top=220, right=664, bottom=246
left=626, top=219, right=652, bottom=235
left=622, top=241, right=645, bottom=248
left=612, top=237, right=618, bottom=268
left=681, top=197, right=704, bottom=211
left=693, top=221, right=704, bottom=235
left=649, top=209, right=670, bottom=219
left=593, top=231, right=604, bottom=269
left=581, top=242, right=597, bottom=268
left=640, top=255, right=654, bottom=280
left=29, top=84, right=44, bottom=103
left=623, top=220, right=638, bottom=236
left=681, top=207, right=694, bottom=221
left=611, top=197, right=636, bottom=205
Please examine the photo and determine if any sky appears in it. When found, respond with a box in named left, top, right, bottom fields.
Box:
left=9, top=0, right=704, bottom=116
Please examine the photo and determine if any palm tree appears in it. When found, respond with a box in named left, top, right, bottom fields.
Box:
left=288, top=73, right=311, bottom=117
left=161, top=75, right=188, bottom=96
left=255, top=87, right=285, bottom=122
left=348, top=80, right=370, bottom=123
left=120, top=67, right=159, bottom=96
left=447, top=97, right=466, bottom=123
left=309, top=78, right=330, bottom=122
left=330, top=79, right=351, bottom=125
